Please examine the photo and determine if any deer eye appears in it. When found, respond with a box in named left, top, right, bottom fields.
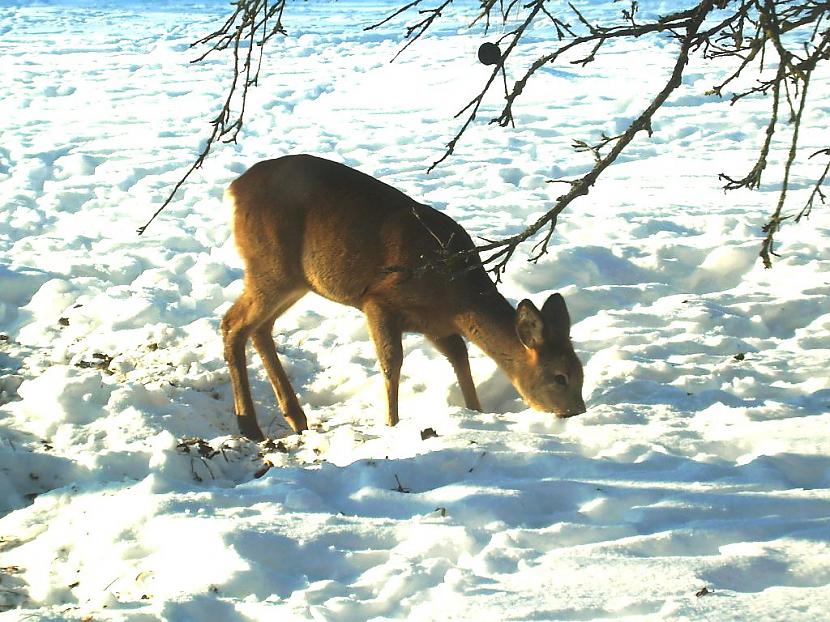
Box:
left=553, top=374, right=568, bottom=387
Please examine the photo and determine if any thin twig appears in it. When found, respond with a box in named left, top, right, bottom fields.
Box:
left=149, top=0, right=830, bottom=272
left=760, top=68, right=812, bottom=267
left=797, top=148, right=830, bottom=221
left=475, top=0, right=717, bottom=278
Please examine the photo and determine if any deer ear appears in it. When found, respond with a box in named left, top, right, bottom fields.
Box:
left=516, top=299, right=545, bottom=349
left=541, top=293, right=571, bottom=339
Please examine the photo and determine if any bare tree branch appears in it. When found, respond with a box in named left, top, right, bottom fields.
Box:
left=798, top=148, right=830, bottom=221
left=760, top=67, right=812, bottom=268
left=472, top=0, right=717, bottom=279
left=428, top=0, right=545, bottom=173
left=138, top=0, right=287, bottom=235
left=719, top=59, right=785, bottom=191
left=145, top=0, right=830, bottom=273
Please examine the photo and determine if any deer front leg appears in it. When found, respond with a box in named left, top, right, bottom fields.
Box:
left=429, top=333, right=483, bottom=411
left=364, top=302, right=403, bottom=426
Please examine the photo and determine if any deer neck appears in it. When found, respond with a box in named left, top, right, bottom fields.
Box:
left=454, top=290, right=522, bottom=377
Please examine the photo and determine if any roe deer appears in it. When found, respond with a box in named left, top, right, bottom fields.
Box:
left=222, top=154, right=586, bottom=441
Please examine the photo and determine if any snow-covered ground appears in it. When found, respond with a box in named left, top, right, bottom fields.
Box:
left=1, top=1, right=829, bottom=620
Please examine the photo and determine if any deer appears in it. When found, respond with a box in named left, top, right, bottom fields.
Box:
left=221, top=154, right=586, bottom=441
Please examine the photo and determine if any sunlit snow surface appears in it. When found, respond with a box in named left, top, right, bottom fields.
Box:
left=1, top=1, right=829, bottom=620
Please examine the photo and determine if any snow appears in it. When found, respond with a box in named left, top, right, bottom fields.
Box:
left=1, top=0, right=830, bottom=620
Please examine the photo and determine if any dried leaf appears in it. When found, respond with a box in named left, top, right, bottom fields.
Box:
left=420, top=427, right=438, bottom=440
left=253, top=461, right=273, bottom=479
left=393, top=474, right=411, bottom=493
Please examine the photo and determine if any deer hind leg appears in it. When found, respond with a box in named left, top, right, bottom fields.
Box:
left=363, top=301, right=403, bottom=426
left=429, top=334, right=483, bottom=412
left=251, top=292, right=308, bottom=435
left=222, top=287, right=306, bottom=441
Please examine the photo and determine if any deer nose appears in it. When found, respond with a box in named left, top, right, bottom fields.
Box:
left=559, top=402, right=586, bottom=418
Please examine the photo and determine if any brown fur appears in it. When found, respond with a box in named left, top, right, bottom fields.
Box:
left=222, top=154, right=586, bottom=440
